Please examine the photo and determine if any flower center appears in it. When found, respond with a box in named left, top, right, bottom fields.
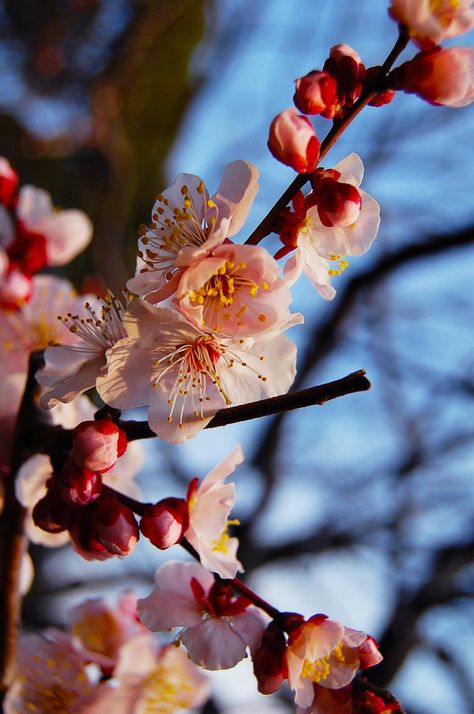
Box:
left=300, top=642, right=345, bottom=683
left=142, top=662, right=194, bottom=713
left=211, top=518, right=240, bottom=554
left=59, top=292, right=126, bottom=350
left=25, top=684, right=79, bottom=714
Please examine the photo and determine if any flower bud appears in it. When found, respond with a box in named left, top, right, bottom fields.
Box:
left=72, top=418, right=127, bottom=473
left=0, top=158, right=18, bottom=208
left=323, top=43, right=366, bottom=114
left=394, top=48, right=474, bottom=108
left=32, top=489, right=73, bottom=533
left=268, top=109, right=320, bottom=173
left=293, top=70, right=338, bottom=115
left=314, top=176, right=362, bottom=227
left=365, top=67, right=396, bottom=107
left=140, top=497, right=189, bottom=549
left=93, top=494, right=139, bottom=557
left=59, top=460, right=102, bottom=506
left=253, top=621, right=288, bottom=695
left=69, top=508, right=115, bottom=561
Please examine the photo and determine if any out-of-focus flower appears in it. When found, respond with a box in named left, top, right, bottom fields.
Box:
left=280, top=154, right=380, bottom=300
left=0, top=158, right=19, bottom=208
left=72, top=418, right=127, bottom=473
left=294, top=71, right=338, bottom=116
left=69, top=593, right=145, bottom=672
left=389, top=0, right=474, bottom=49
left=184, top=445, right=243, bottom=578
left=268, top=109, right=321, bottom=172
left=14, top=185, right=93, bottom=267
left=128, top=161, right=259, bottom=303
left=97, top=299, right=301, bottom=443
left=394, top=47, right=474, bottom=107
left=175, top=242, right=292, bottom=337
left=4, top=630, right=102, bottom=714
left=138, top=561, right=266, bottom=670
left=37, top=291, right=127, bottom=408
left=88, top=634, right=209, bottom=713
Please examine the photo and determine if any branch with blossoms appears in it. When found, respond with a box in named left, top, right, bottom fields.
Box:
left=0, top=1, right=473, bottom=711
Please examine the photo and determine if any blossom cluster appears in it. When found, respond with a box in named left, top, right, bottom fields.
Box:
left=5, top=594, right=209, bottom=714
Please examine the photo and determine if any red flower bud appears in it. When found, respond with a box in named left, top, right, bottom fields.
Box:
left=253, top=621, right=288, bottom=695
left=293, top=70, right=338, bottom=116
left=323, top=43, right=366, bottom=115
left=268, top=109, right=320, bottom=173
left=93, top=495, right=139, bottom=557
left=32, top=489, right=73, bottom=533
left=59, top=460, right=102, bottom=506
left=140, top=497, right=189, bottom=549
left=314, top=177, right=362, bottom=227
left=73, top=418, right=127, bottom=473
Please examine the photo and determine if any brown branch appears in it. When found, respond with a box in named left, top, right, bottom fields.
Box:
left=0, top=352, right=51, bottom=700
left=245, top=28, right=409, bottom=246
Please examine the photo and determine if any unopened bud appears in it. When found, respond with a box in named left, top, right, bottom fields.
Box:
left=314, top=177, right=362, bottom=227
left=93, top=495, right=139, bottom=557
left=268, top=109, right=320, bottom=173
left=32, top=490, right=73, bottom=533
left=73, top=418, right=127, bottom=473
left=394, top=48, right=474, bottom=108
left=59, top=460, right=102, bottom=506
left=253, top=621, right=288, bottom=695
left=140, top=497, right=189, bottom=549
left=324, top=43, right=366, bottom=113
left=293, top=70, right=337, bottom=115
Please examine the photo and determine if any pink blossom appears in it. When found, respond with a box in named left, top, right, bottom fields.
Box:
left=396, top=47, right=474, bottom=108
left=268, top=109, right=320, bottom=172
left=127, top=160, right=259, bottom=303
left=286, top=616, right=382, bottom=709
left=37, top=290, right=127, bottom=408
left=97, top=299, right=301, bottom=443
left=389, top=0, right=474, bottom=49
left=69, top=593, right=145, bottom=671
left=16, top=184, right=93, bottom=266
left=4, top=630, right=102, bottom=714
left=293, top=71, right=338, bottom=116
left=282, top=154, right=380, bottom=300
left=184, top=445, right=243, bottom=578
left=87, top=634, right=209, bottom=713
left=175, top=242, right=292, bottom=337
left=138, top=561, right=266, bottom=670
left=72, top=418, right=127, bottom=472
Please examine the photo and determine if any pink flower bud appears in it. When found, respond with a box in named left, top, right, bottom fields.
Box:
left=72, top=418, right=127, bottom=473
left=268, top=109, right=320, bottom=173
left=395, top=48, right=474, bottom=108
left=59, top=460, right=102, bottom=506
left=0, top=158, right=19, bottom=208
left=69, top=508, right=115, bottom=561
left=140, top=497, right=189, bottom=549
left=293, top=70, right=338, bottom=115
left=365, top=66, right=397, bottom=107
left=313, top=176, right=362, bottom=227
left=93, top=495, right=139, bottom=556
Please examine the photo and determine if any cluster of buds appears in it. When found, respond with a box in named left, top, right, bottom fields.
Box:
left=32, top=417, right=139, bottom=560
left=268, top=44, right=395, bottom=173
left=0, top=158, right=92, bottom=309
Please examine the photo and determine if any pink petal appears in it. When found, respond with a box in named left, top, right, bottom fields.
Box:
left=212, top=160, right=259, bottom=237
